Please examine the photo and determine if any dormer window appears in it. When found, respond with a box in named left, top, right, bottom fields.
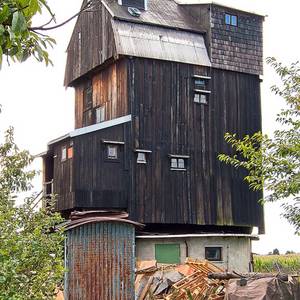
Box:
left=193, top=75, right=211, bottom=105
left=225, top=13, right=238, bottom=26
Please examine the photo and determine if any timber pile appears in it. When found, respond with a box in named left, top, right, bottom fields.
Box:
left=135, top=258, right=226, bottom=300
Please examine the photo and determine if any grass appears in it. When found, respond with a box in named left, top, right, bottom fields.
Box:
left=254, top=254, right=300, bottom=274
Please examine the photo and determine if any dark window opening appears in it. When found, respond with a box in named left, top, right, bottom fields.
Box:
left=225, top=13, right=238, bottom=26
left=83, top=84, right=93, bottom=127
left=205, top=247, right=222, bottom=261
left=155, top=244, right=180, bottom=264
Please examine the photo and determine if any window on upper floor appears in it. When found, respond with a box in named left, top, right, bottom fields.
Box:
left=83, top=83, right=93, bottom=127
left=193, top=75, right=211, bottom=105
left=225, top=13, right=238, bottom=26
left=95, top=106, right=105, bottom=123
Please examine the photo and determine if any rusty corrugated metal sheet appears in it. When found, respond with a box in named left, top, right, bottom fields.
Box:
left=65, top=221, right=136, bottom=300
left=112, top=20, right=211, bottom=67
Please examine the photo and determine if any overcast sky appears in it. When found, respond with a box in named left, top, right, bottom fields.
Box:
left=0, top=0, right=299, bottom=254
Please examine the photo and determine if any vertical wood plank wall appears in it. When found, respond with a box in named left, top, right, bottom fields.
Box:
left=74, top=60, right=128, bottom=129
left=64, top=0, right=116, bottom=86
left=128, top=57, right=264, bottom=231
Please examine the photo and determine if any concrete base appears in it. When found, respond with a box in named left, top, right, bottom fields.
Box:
left=136, top=234, right=255, bottom=272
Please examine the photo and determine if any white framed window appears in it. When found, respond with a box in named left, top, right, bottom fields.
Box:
left=135, top=149, right=152, bottom=164
left=137, top=152, right=146, bottom=164
left=193, top=75, right=211, bottom=105
left=107, top=145, right=118, bottom=159
left=61, top=146, right=67, bottom=161
left=170, top=155, right=189, bottom=171
left=96, top=106, right=105, bottom=123
left=225, top=13, right=238, bottom=26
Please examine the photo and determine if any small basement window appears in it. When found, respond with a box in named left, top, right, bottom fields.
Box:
left=95, top=106, right=105, bottom=123
left=61, top=146, right=67, bottom=161
left=155, top=244, right=181, bottom=264
left=225, top=13, right=238, bottom=26
left=205, top=247, right=222, bottom=261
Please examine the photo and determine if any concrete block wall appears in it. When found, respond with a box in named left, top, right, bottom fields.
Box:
left=136, top=236, right=252, bottom=272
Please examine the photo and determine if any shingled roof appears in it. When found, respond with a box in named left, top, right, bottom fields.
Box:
left=102, top=0, right=202, bottom=32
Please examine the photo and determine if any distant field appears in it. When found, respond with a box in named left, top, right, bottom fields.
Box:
left=254, top=254, right=300, bottom=274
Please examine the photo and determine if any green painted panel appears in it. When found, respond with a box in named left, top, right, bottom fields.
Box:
left=155, top=244, right=180, bottom=264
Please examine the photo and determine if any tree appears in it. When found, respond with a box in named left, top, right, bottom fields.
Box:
left=218, top=58, right=300, bottom=233
left=0, top=0, right=95, bottom=67
left=0, top=126, right=65, bottom=300
left=272, top=248, right=280, bottom=255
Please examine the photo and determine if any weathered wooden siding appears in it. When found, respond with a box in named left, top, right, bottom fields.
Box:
left=210, top=5, right=263, bottom=75
left=74, top=60, right=128, bottom=128
left=181, top=4, right=264, bottom=75
left=52, top=139, right=75, bottom=211
left=127, top=57, right=264, bottom=231
left=64, top=0, right=116, bottom=86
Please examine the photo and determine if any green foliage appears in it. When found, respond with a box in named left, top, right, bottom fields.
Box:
left=0, top=0, right=56, bottom=67
left=0, top=127, right=65, bottom=299
left=254, top=254, right=300, bottom=274
left=218, top=58, right=300, bottom=233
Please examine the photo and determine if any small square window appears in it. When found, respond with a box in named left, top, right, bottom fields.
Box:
left=170, top=157, right=187, bottom=170
left=195, top=78, right=206, bottom=90
left=137, top=152, right=146, bottom=164
left=205, top=247, right=222, bottom=261
left=194, top=93, right=208, bottom=104
left=96, top=106, right=105, bottom=123
left=61, top=147, right=67, bottom=161
left=225, top=13, right=238, bottom=26
left=107, top=145, right=118, bottom=159
left=67, top=147, right=73, bottom=159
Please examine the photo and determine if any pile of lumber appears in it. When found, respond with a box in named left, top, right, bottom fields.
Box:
left=135, top=258, right=226, bottom=300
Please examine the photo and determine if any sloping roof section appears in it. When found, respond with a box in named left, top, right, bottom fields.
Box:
left=175, top=0, right=266, bottom=17
left=112, top=20, right=211, bottom=67
left=102, top=0, right=201, bottom=32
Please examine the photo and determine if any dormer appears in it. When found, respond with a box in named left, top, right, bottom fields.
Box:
left=118, top=0, right=148, bottom=10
